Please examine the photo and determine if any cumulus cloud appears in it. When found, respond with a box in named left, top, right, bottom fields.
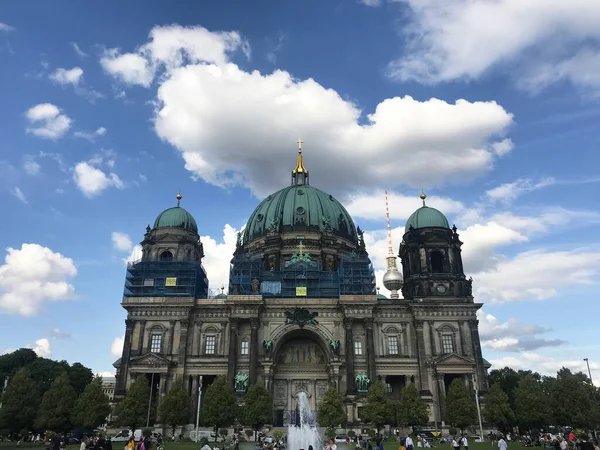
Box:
left=97, top=371, right=115, bottom=378
left=49, top=67, right=83, bottom=86
left=0, top=243, right=77, bottom=316
left=111, top=335, right=124, bottom=357
left=73, top=161, right=124, bottom=198
left=23, top=157, right=41, bottom=176
left=478, top=309, right=565, bottom=352
left=25, top=103, right=71, bottom=139
left=99, top=24, right=513, bottom=198
left=11, top=187, right=28, bottom=204
left=123, top=245, right=142, bottom=265
left=112, top=232, right=133, bottom=252
left=387, top=0, right=600, bottom=95
left=74, top=127, right=107, bottom=142
left=27, top=338, right=51, bottom=357
left=201, top=224, right=239, bottom=294
left=0, top=23, right=15, bottom=32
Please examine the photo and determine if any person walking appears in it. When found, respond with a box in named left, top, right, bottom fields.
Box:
left=498, top=436, right=508, bottom=450
left=406, top=435, right=414, bottom=450
left=462, top=435, right=468, bottom=450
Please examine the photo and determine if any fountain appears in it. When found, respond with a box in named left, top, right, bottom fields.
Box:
left=287, top=392, right=322, bottom=450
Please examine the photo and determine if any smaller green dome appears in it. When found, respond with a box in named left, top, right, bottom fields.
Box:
left=154, top=206, right=198, bottom=233
left=405, top=206, right=449, bottom=232
left=376, top=293, right=388, bottom=300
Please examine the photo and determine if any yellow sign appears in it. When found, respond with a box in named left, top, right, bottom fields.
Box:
left=296, top=286, right=307, bottom=296
left=165, top=277, right=177, bottom=286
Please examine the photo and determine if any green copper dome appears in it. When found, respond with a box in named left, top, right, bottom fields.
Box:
left=243, top=185, right=357, bottom=243
left=405, top=206, right=449, bottom=232
left=153, top=206, right=198, bottom=233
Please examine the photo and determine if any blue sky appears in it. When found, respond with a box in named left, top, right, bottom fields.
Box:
left=1, top=0, right=599, bottom=380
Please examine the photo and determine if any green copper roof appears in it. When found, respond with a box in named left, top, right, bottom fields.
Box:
left=405, top=206, right=449, bottom=232
left=376, top=293, right=388, bottom=300
left=243, top=185, right=356, bottom=243
left=153, top=206, right=198, bottom=233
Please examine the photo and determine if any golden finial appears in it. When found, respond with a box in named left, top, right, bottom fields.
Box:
left=176, top=192, right=182, bottom=206
left=420, top=190, right=427, bottom=207
left=220, top=284, right=225, bottom=294
left=293, top=138, right=307, bottom=175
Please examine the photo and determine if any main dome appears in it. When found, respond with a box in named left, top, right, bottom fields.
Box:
left=405, top=206, right=449, bottom=232
left=243, top=185, right=357, bottom=243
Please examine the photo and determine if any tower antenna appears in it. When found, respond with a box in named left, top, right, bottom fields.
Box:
left=385, top=190, right=394, bottom=255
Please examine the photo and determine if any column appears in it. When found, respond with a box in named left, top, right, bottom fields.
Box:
left=365, top=319, right=377, bottom=383
left=469, top=319, right=488, bottom=390
left=116, top=319, right=135, bottom=395
left=138, top=320, right=147, bottom=354
left=344, top=318, right=356, bottom=393
left=457, top=321, right=465, bottom=355
left=227, top=319, right=239, bottom=383
left=413, top=320, right=430, bottom=393
left=249, top=319, right=259, bottom=385
left=429, top=323, right=437, bottom=356
left=169, top=320, right=176, bottom=355
left=178, top=319, right=189, bottom=370
left=191, top=375, right=199, bottom=424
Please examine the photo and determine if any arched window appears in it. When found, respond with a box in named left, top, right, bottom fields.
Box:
left=160, top=250, right=173, bottom=261
left=431, top=250, right=444, bottom=273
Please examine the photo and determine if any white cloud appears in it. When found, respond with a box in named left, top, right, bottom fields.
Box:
left=359, top=0, right=381, bottom=6
left=49, top=67, right=83, bottom=86
left=486, top=177, right=555, bottom=203
left=27, top=338, right=51, bottom=357
left=112, top=232, right=133, bottom=252
left=71, top=42, right=88, bottom=57
left=0, top=23, right=15, bottom=32
left=111, top=335, right=124, bottom=357
left=478, top=309, right=565, bottom=352
left=23, top=157, right=41, bottom=176
left=11, top=187, right=28, bottom=204
left=74, top=127, right=108, bottom=142
left=97, top=371, right=115, bottom=378
left=98, top=25, right=513, bottom=197
left=201, top=224, right=239, bottom=293
left=387, top=0, right=600, bottom=94
left=346, top=190, right=465, bottom=221
left=123, top=245, right=142, bottom=265
left=49, top=328, right=71, bottom=339
left=25, top=103, right=71, bottom=139
left=100, top=25, right=249, bottom=87
left=0, top=243, right=77, bottom=316
left=474, top=250, right=600, bottom=304
left=73, top=161, right=124, bottom=198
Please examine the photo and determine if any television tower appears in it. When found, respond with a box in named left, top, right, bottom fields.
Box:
left=382, top=191, right=403, bottom=298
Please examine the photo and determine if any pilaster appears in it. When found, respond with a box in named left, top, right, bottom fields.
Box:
left=344, top=318, right=356, bottom=393
left=249, top=319, right=259, bottom=384
left=414, top=320, right=430, bottom=393
left=138, top=320, right=147, bottom=354
left=227, top=319, right=239, bottom=383
left=116, top=318, right=135, bottom=396
left=365, top=319, right=377, bottom=383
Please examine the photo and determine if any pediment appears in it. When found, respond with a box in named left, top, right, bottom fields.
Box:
left=130, top=353, right=175, bottom=367
left=434, top=353, right=475, bottom=367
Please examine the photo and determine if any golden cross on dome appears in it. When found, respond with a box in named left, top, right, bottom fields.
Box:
left=297, top=241, right=305, bottom=256
left=296, top=138, right=304, bottom=153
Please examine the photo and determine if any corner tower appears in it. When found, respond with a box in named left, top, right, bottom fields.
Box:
left=399, top=193, right=471, bottom=301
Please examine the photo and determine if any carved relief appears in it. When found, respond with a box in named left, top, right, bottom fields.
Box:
left=278, top=340, right=325, bottom=364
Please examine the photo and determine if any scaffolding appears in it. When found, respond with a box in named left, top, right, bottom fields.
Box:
left=123, top=259, right=209, bottom=298
left=339, top=255, right=376, bottom=295
left=229, top=253, right=375, bottom=297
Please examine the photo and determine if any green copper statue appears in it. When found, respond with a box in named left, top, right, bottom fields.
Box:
left=263, top=339, right=273, bottom=355
left=234, top=372, right=249, bottom=392
left=329, top=339, right=341, bottom=355
left=356, top=374, right=370, bottom=392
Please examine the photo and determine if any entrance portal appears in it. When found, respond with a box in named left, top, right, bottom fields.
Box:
left=272, top=335, right=330, bottom=426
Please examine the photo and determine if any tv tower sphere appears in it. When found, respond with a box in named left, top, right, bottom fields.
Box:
left=383, top=258, right=403, bottom=292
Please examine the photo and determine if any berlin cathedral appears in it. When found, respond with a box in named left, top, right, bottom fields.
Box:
left=114, top=141, right=489, bottom=429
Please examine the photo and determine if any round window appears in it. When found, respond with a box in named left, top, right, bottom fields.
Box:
left=297, top=189, right=304, bottom=195
left=296, top=207, right=305, bottom=215
left=256, top=214, right=264, bottom=222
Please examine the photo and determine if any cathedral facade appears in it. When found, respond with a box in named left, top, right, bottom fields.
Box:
left=114, top=144, right=489, bottom=429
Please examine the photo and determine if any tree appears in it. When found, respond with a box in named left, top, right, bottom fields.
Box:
left=116, top=376, right=151, bottom=430
left=36, top=373, right=77, bottom=433
left=317, top=386, right=346, bottom=439
left=445, top=378, right=476, bottom=432
left=27, top=357, right=70, bottom=395
left=158, top=378, right=190, bottom=438
left=484, top=383, right=514, bottom=432
left=68, top=362, right=94, bottom=396
left=547, top=368, right=597, bottom=429
left=72, top=376, right=111, bottom=429
left=201, top=376, right=238, bottom=440
left=243, top=384, right=272, bottom=441
left=0, top=348, right=37, bottom=381
left=513, top=374, right=550, bottom=430
left=397, top=383, right=429, bottom=432
left=361, top=381, right=390, bottom=434
left=0, top=367, right=40, bottom=434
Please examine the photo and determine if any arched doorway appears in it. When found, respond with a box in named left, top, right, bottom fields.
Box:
left=271, top=329, right=331, bottom=427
